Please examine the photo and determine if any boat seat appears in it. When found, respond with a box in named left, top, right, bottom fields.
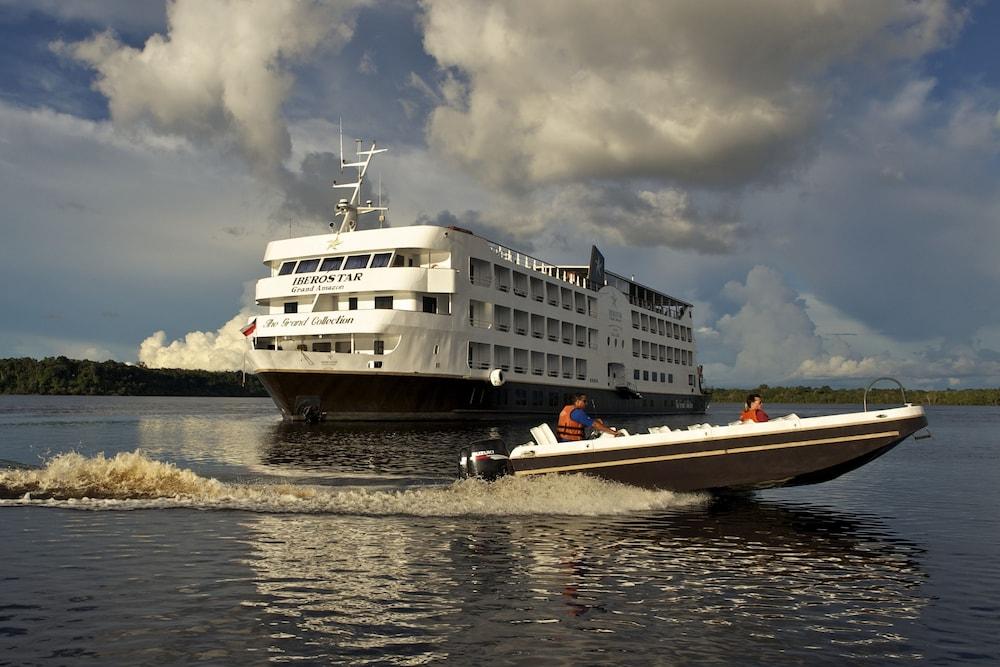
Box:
left=531, top=423, right=559, bottom=447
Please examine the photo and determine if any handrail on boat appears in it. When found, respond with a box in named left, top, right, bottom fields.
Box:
left=863, top=377, right=907, bottom=412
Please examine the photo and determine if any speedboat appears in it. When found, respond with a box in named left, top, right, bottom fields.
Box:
left=459, top=378, right=929, bottom=492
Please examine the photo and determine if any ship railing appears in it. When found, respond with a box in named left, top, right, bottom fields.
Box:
left=513, top=288, right=527, bottom=297
left=469, top=318, right=492, bottom=329
left=532, top=369, right=543, bottom=376
left=516, top=327, right=527, bottom=335
left=471, top=361, right=492, bottom=369
left=488, top=242, right=592, bottom=289
left=627, top=295, right=690, bottom=319
left=470, top=275, right=493, bottom=287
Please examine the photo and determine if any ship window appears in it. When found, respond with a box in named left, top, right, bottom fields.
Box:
left=370, top=252, right=392, bottom=268
left=278, top=262, right=296, bottom=275
left=643, top=370, right=649, bottom=381
left=392, top=255, right=405, bottom=267
left=374, top=340, right=385, bottom=355
left=634, top=369, right=640, bottom=380
left=284, top=302, right=298, bottom=314
left=422, top=296, right=438, bottom=314
left=295, top=259, right=320, bottom=273
left=320, top=257, right=343, bottom=271
left=313, top=342, right=332, bottom=352
left=349, top=297, right=358, bottom=310
left=668, top=373, right=674, bottom=383
left=335, top=341, right=351, bottom=353
left=375, top=296, right=393, bottom=309
left=345, top=254, right=370, bottom=269
left=660, top=372, right=666, bottom=382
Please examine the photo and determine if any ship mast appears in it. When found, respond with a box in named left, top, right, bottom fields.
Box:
left=331, top=121, right=388, bottom=234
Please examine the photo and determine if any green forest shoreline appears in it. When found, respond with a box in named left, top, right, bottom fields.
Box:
left=0, top=357, right=267, bottom=397
left=1, top=357, right=999, bottom=405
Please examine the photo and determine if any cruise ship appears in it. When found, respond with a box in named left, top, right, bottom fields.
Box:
left=244, top=139, right=709, bottom=420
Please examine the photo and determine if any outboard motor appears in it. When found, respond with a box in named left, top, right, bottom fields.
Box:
left=459, top=438, right=511, bottom=481
left=300, top=405, right=322, bottom=424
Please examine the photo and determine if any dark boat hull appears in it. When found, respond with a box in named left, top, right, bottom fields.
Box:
left=509, top=412, right=928, bottom=492
left=256, top=371, right=709, bottom=421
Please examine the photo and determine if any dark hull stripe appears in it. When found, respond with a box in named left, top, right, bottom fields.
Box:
left=256, top=371, right=710, bottom=420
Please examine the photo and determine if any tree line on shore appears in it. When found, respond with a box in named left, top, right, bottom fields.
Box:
left=0, top=357, right=267, bottom=397
left=2, top=357, right=999, bottom=405
left=708, top=385, right=1000, bottom=406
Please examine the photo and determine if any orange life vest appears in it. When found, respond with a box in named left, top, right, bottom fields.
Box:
left=740, top=408, right=769, bottom=423
left=557, top=405, right=585, bottom=441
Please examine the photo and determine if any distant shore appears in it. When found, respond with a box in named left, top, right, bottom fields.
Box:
left=0, top=357, right=267, bottom=397
left=707, top=386, right=1000, bottom=406
left=1, top=357, right=998, bottom=405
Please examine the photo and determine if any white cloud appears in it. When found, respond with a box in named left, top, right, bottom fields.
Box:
left=703, top=266, right=1000, bottom=388
left=419, top=0, right=961, bottom=191
left=56, top=0, right=368, bottom=172
left=713, top=265, right=824, bottom=383
left=139, top=309, right=255, bottom=371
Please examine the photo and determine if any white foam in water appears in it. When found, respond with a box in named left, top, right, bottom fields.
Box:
left=0, top=450, right=707, bottom=516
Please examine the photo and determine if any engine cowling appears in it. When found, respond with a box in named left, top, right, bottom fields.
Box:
left=459, top=438, right=511, bottom=481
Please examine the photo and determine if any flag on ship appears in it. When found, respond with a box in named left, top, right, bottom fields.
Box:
left=240, top=319, right=257, bottom=337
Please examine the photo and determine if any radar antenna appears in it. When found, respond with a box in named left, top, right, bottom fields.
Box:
left=331, top=121, right=388, bottom=234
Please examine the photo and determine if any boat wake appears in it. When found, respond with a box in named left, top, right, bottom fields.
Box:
left=0, top=451, right=707, bottom=516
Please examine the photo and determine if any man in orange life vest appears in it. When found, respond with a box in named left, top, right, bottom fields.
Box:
left=739, top=393, right=770, bottom=423
left=557, top=393, right=623, bottom=441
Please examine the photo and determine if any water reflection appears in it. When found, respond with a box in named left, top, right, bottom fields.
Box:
left=238, top=497, right=928, bottom=663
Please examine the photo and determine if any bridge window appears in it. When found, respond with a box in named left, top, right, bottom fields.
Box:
left=295, top=259, right=320, bottom=273
left=320, top=257, right=343, bottom=271
left=345, top=254, right=370, bottom=270
left=370, top=252, right=392, bottom=268
left=278, top=262, right=296, bottom=275
left=375, top=296, right=393, bottom=309
left=284, top=302, right=298, bottom=314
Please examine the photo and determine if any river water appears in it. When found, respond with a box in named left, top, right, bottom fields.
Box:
left=1, top=396, right=997, bottom=665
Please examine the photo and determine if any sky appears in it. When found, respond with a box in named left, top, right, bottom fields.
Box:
left=1, top=0, right=999, bottom=389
